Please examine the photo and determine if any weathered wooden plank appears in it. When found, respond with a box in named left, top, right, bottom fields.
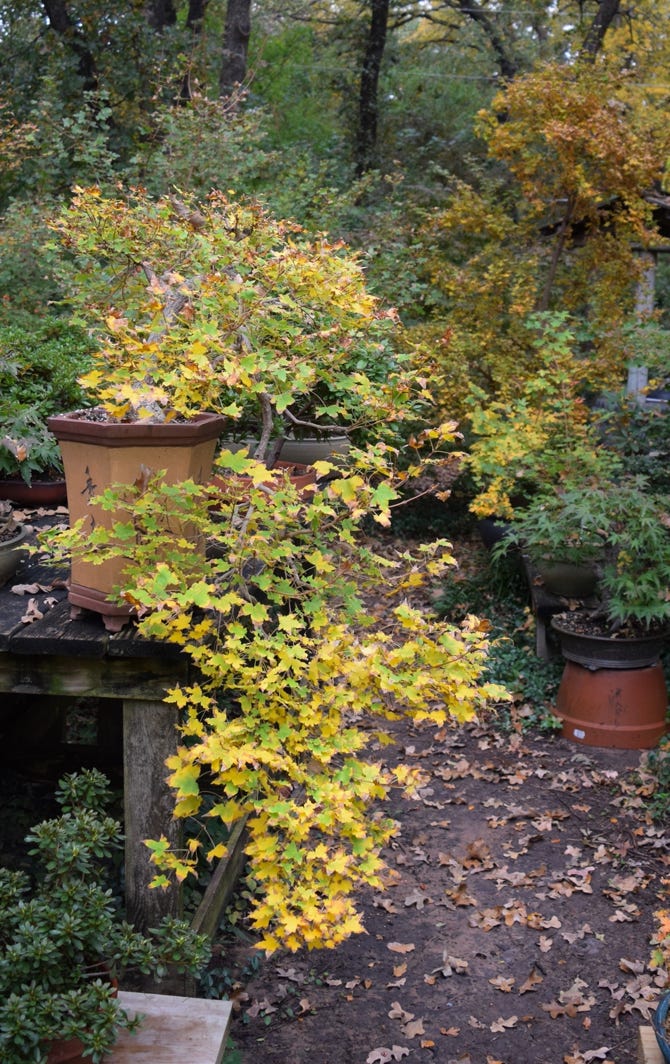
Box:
left=638, top=1026, right=664, bottom=1064
left=191, top=817, right=249, bottom=941
left=123, top=698, right=182, bottom=938
left=109, top=992, right=232, bottom=1064
left=0, top=653, right=188, bottom=699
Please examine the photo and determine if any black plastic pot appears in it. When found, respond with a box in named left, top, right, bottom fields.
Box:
left=551, top=615, right=667, bottom=670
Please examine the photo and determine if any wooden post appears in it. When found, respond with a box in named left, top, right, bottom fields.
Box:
left=123, top=698, right=182, bottom=932
left=627, top=251, right=656, bottom=402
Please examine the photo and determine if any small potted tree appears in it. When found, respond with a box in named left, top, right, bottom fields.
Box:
left=0, top=768, right=208, bottom=1064
left=503, top=473, right=670, bottom=747
left=46, top=186, right=409, bottom=627
left=0, top=408, right=68, bottom=505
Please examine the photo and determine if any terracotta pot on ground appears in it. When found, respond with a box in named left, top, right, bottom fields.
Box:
left=551, top=615, right=669, bottom=750
left=556, top=659, right=668, bottom=749
left=48, top=411, right=225, bottom=631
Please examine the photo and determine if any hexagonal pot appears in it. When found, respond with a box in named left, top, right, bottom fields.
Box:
left=48, top=411, right=225, bottom=630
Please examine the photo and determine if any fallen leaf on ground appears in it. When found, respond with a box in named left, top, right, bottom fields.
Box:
left=387, top=942, right=416, bottom=954
left=366, top=1048, right=410, bottom=1064
left=490, top=1015, right=518, bottom=1032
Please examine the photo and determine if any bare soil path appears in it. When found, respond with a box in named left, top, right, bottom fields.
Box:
left=225, top=716, right=668, bottom=1064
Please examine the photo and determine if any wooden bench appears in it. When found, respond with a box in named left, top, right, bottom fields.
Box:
left=109, top=993, right=233, bottom=1063
left=638, top=1025, right=664, bottom=1064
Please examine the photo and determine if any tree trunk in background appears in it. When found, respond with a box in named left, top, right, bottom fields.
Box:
left=219, top=0, right=252, bottom=98
left=580, top=0, right=621, bottom=58
left=356, top=0, right=389, bottom=176
left=179, top=0, right=209, bottom=101
left=145, top=0, right=177, bottom=31
left=41, top=0, right=99, bottom=93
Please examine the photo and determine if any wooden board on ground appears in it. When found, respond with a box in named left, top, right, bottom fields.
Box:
left=639, top=1026, right=664, bottom=1064
left=108, top=992, right=232, bottom=1064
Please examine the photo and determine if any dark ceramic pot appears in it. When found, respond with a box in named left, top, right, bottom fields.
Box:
left=551, top=615, right=667, bottom=670
left=653, top=991, right=670, bottom=1063
left=533, top=560, right=598, bottom=599
left=0, top=523, right=30, bottom=586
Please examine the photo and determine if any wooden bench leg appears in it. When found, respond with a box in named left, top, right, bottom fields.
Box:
left=122, top=698, right=182, bottom=932
left=123, top=698, right=190, bottom=993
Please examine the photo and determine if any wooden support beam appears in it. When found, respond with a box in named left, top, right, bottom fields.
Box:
left=191, top=816, right=249, bottom=940
left=123, top=698, right=182, bottom=933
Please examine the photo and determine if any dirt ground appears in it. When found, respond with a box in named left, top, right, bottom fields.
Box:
left=225, top=715, right=669, bottom=1064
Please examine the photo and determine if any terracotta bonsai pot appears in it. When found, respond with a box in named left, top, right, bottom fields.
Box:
left=0, top=477, right=68, bottom=507
left=209, top=460, right=317, bottom=508
left=48, top=411, right=225, bottom=630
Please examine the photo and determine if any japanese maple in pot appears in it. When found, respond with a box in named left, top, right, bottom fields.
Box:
left=504, top=473, right=670, bottom=747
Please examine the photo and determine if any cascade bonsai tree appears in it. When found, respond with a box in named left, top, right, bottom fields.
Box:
left=0, top=769, right=208, bottom=1064
left=43, top=185, right=507, bottom=955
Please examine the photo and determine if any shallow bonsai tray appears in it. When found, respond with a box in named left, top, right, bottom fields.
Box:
left=109, top=992, right=232, bottom=1063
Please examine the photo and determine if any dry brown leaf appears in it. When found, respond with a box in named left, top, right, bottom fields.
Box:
left=490, top=1015, right=518, bottom=1032
left=393, top=963, right=407, bottom=978
left=387, top=942, right=416, bottom=954
left=402, top=1018, right=425, bottom=1039
left=366, top=1048, right=410, bottom=1064
left=404, top=889, right=430, bottom=909
left=388, top=1002, right=413, bottom=1023
left=431, top=952, right=468, bottom=977
left=538, top=935, right=553, bottom=953
left=519, top=967, right=544, bottom=994
left=489, top=975, right=515, bottom=992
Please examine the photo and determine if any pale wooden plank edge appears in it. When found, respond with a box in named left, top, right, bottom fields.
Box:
left=110, top=992, right=232, bottom=1064
left=191, top=816, right=249, bottom=940
left=638, top=1025, right=664, bottom=1064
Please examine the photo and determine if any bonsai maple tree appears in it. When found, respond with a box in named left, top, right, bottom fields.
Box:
left=44, top=185, right=507, bottom=954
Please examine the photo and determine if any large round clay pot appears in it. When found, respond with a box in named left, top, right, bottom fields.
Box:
left=534, top=560, right=598, bottom=598
left=209, top=460, right=316, bottom=507
left=47, top=411, right=225, bottom=630
left=556, top=659, right=668, bottom=749
left=277, top=435, right=350, bottom=466
left=45, top=1036, right=88, bottom=1063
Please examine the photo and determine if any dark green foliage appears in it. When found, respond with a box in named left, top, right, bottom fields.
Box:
left=0, top=318, right=94, bottom=414
left=0, top=769, right=208, bottom=1064
left=0, top=317, right=94, bottom=478
left=435, top=551, right=563, bottom=731
left=640, top=737, right=670, bottom=822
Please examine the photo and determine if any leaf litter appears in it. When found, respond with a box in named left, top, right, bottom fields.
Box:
left=226, top=690, right=668, bottom=1063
